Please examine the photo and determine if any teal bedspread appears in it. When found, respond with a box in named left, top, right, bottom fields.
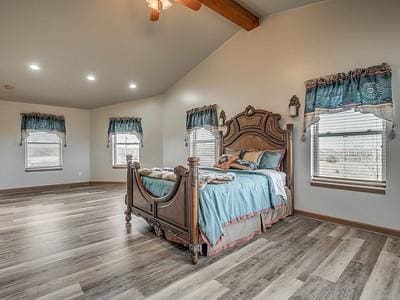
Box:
left=141, top=168, right=287, bottom=246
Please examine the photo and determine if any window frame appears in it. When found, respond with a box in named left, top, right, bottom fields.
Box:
left=111, top=133, right=140, bottom=168
left=310, top=111, right=386, bottom=194
left=189, top=128, right=218, bottom=167
left=24, top=132, right=63, bottom=172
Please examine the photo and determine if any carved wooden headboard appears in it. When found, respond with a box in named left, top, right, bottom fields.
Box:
left=220, top=105, right=294, bottom=203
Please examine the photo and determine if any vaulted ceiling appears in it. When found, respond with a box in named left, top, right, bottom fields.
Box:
left=0, top=0, right=322, bottom=108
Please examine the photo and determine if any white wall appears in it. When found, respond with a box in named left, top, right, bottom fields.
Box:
left=90, top=96, right=163, bottom=182
left=0, top=100, right=90, bottom=189
left=162, top=0, right=400, bottom=230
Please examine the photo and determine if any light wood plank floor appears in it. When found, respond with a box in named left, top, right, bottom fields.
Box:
left=0, top=183, right=399, bottom=300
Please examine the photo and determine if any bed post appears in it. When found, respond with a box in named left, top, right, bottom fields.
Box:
left=218, top=130, right=224, bottom=156
left=188, top=156, right=201, bottom=264
left=286, top=124, right=294, bottom=215
left=125, top=154, right=134, bottom=223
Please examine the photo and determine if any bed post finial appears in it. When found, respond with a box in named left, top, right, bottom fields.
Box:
left=127, top=154, right=140, bottom=169
left=188, top=156, right=200, bottom=167
left=127, top=154, right=133, bottom=166
left=188, top=157, right=201, bottom=264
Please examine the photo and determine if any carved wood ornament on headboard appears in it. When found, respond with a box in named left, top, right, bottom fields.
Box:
left=222, top=105, right=288, bottom=151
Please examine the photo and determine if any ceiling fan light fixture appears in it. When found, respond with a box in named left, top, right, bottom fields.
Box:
left=146, top=0, right=172, bottom=11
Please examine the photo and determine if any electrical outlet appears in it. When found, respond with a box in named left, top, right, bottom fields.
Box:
left=78, top=171, right=83, bottom=177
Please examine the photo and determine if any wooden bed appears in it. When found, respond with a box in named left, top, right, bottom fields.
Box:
left=125, top=105, right=294, bottom=264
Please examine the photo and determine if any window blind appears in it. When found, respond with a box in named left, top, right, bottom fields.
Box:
left=25, top=132, right=63, bottom=170
left=189, top=128, right=218, bottom=167
left=311, top=109, right=386, bottom=184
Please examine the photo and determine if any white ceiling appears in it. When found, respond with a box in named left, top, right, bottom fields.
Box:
left=237, top=0, right=324, bottom=17
left=0, top=0, right=322, bottom=109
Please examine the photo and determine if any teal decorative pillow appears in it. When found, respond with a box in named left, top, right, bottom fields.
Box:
left=230, top=159, right=258, bottom=170
left=258, top=150, right=285, bottom=170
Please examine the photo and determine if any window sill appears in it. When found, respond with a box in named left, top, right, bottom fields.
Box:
left=112, top=165, right=127, bottom=169
left=310, top=178, right=386, bottom=195
left=25, top=167, right=63, bottom=172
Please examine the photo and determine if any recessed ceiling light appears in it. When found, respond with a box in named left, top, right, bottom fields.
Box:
left=29, top=64, right=41, bottom=71
left=87, top=74, right=96, bottom=81
left=129, top=83, right=137, bottom=89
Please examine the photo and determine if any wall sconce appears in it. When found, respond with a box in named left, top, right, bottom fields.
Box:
left=219, top=110, right=226, bottom=126
left=289, top=95, right=301, bottom=117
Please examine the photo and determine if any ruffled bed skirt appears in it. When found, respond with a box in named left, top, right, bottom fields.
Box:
left=205, top=204, right=290, bottom=256
left=161, top=187, right=292, bottom=257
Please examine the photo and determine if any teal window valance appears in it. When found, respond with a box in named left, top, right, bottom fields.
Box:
left=186, top=104, right=218, bottom=135
left=185, top=104, right=219, bottom=146
left=107, top=117, right=143, bottom=147
left=20, top=113, right=66, bottom=146
left=303, top=63, right=395, bottom=140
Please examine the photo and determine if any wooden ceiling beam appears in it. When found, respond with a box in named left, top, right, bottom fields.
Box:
left=197, top=0, right=259, bottom=31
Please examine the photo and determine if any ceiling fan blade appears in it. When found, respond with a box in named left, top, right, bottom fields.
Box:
left=158, top=0, right=163, bottom=11
left=150, top=8, right=160, bottom=21
left=174, top=0, right=201, bottom=11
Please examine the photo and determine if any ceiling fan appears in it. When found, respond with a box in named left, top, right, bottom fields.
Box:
left=145, top=0, right=202, bottom=21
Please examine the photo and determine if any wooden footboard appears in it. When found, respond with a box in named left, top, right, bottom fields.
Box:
left=125, top=155, right=202, bottom=264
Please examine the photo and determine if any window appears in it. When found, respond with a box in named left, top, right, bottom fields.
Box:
left=112, top=133, right=140, bottom=167
left=25, top=132, right=63, bottom=171
left=189, top=128, right=218, bottom=166
left=311, top=109, right=386, bottom=192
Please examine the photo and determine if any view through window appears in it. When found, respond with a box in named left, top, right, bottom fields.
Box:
left=25, top=132, right=63, bottom=170
left=311, top=109, right=386, bottom=184
left=112, top=133, right=140, bottom=166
